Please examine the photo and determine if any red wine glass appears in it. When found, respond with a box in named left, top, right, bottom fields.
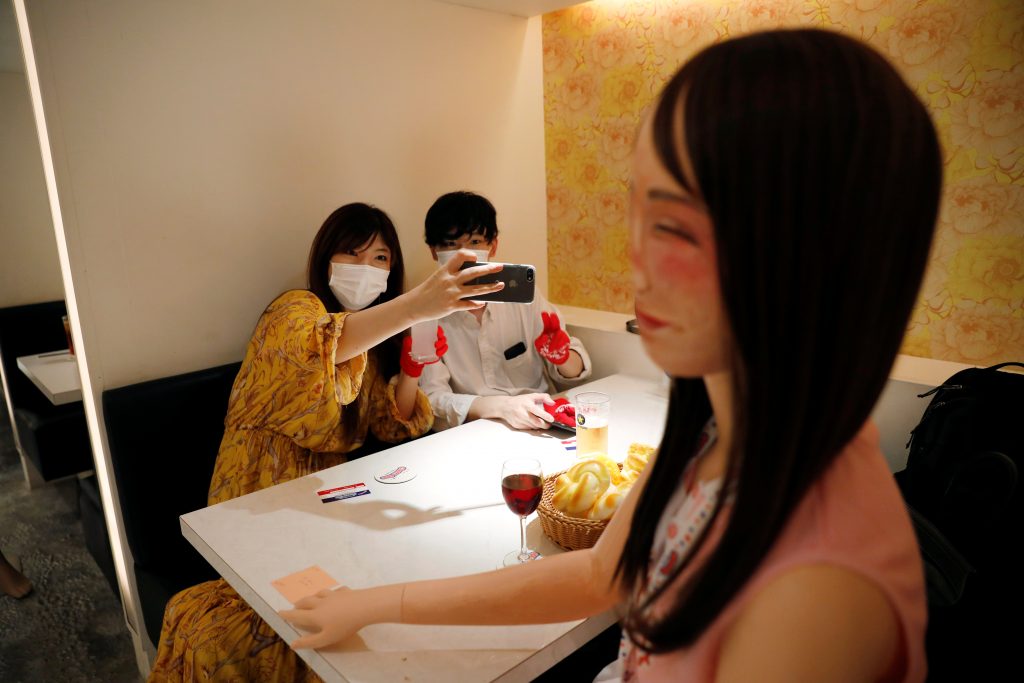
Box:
left=501, top=458, right=543, bottom=567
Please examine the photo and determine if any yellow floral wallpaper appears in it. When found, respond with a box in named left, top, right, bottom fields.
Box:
left=543, top=0, right=1024, bottom=365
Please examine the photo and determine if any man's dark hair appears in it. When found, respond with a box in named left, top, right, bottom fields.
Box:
left=424, top=191, right=499, bottom=246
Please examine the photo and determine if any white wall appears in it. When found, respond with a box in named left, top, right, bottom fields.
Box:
left=19, top=0, right=548, bottom=669
left=25, top=0, right=548, bottom=390
left=872, top=378, right=931, bottom=473
left=563, top=304, right=663, bottom=382
left=0, top=70, right=63, bottom=307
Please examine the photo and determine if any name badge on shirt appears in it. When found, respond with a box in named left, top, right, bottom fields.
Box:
left=504, top=341, right=527, bottom=361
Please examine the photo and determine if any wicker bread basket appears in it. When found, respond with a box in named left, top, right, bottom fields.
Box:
left=537, top=465, right=622, bottom=551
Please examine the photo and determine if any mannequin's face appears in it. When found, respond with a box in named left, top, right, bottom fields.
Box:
left=629, top=117, right=731, bottom=378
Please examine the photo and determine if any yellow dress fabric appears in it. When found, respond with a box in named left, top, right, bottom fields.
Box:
left=149, top=290, right=433, bottom=683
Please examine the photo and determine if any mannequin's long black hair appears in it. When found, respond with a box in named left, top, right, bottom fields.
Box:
left=615, top=29, right=942, bottom=652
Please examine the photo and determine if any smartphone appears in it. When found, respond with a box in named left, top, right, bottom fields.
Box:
left=547, top=419, right=576, bottom=435
left=459, top=261, right=536, bottom=304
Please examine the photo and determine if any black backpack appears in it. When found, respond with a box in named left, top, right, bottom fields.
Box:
left=895, top=362, right=1024, bottom=682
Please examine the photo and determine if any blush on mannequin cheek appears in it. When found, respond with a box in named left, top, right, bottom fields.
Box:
left=652, top=243, right=716, bottom=292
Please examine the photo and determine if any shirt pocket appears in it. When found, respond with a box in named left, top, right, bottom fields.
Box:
left=502, top=347, right=543, bottom=390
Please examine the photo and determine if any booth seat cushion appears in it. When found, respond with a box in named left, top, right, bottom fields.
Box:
left=102, top=361, right=240, bottom=644
left=14, top=405, right=92, bottom=481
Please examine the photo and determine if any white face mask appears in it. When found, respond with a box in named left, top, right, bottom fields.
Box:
left=436, top=249, right=491, bottom=266
left=328, top=263, right=390, bottom=311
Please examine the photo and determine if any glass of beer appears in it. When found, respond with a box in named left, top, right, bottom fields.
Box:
left=574, top=392, right=609, bottom=456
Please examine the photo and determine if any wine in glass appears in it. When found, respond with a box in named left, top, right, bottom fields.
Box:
left=501, top=458, right=543, bottom=567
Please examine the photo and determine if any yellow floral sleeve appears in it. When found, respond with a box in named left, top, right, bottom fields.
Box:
left=224, top=289, right=367, bottom=451
left=369, top=373, right=434, bottom=443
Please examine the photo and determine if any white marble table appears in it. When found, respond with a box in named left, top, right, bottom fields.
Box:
left=181, top=373, right=668, bottom=683
left=16, top=350, right=82, bottom=405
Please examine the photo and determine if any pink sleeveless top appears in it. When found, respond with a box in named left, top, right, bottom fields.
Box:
left=618, top=421, right=927, bottom=683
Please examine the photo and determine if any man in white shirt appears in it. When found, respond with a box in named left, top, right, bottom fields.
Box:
left=418, top=191, right=592, bottom=431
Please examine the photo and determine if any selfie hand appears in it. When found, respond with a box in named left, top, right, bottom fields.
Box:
left=534, top=312, right=571, bottom=365
left=400, top=328, right=447, bottom=378
left=452, top=250, right=505, bottom=303
left=408, top=250, right=503, bottom=319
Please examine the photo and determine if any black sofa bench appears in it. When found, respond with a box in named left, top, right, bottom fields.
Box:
left=101, top=361, right=240, bottom=644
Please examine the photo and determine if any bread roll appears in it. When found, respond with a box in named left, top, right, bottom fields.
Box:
left=587, top=485, right=624, bottom=520
left=581, top=452, right=626, bottom=486
left=550, top=449, right=652, bottom=521
left=625, top=442, right=653, bottom=474
left=552, top=458, right=612, bottom=516
left=551, top=471, right=605, bottom=515
left=620, top=468, right=640, bottom=486
left=566, top=459, right=611, bottom=490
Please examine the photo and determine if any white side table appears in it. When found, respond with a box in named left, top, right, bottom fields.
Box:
left=16, top=350, right=82, bottom=405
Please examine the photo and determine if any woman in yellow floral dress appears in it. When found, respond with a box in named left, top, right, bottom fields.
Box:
left=149, top=202, right=505, bottom=682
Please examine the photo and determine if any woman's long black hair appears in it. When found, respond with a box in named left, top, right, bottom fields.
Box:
left=616, top=29, right=942, bottom=652
left=307, top=203, right=405, bottom=436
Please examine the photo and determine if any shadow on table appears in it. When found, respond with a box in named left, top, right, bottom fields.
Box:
left=217, top=474, right=505, bottom=532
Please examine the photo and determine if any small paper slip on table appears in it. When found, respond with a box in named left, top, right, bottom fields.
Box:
left=181, top=373, right=668, bottom=683
left=16, top=351, right=82, bottom=405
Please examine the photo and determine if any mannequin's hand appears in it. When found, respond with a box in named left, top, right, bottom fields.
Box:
left=280, top=587, right=368, bottom=650
left=534, top=312, right=571, bottom=365
left=400, top=327, right=448, bottom=378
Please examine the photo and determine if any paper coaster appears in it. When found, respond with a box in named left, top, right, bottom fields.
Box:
left=375, top=465, right=415, bottom=484
left=499, top=550, right=543, bottom=569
